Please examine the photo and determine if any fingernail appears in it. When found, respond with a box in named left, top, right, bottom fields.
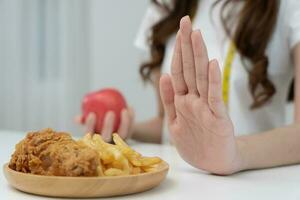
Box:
left=180, top=16, right=186, bottom=26
left=180, top=16, right=191, bottom=31
left=183, top=15, right=190, bottom=20
left=192, top=30, right=201, bottom=39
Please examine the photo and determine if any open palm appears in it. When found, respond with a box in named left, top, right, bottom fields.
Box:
left=160, top=16, right=242, bottom=175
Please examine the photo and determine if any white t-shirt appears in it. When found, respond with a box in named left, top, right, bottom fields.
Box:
left=135, top=0, right=300, bottom=139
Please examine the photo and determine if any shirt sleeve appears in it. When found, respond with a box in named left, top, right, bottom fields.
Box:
left=134, top=2, right=167, bottom=51
left=286, top=0, right=300, bottom=49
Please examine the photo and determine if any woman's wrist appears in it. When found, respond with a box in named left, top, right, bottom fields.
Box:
left=235, top=136, right=251, bottom=172
left=129, top=117, right=163, bottom=143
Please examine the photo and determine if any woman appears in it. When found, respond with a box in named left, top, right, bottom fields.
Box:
left=80, top=0, right=300, bottom=174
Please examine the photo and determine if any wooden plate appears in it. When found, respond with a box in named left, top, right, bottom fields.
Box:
left=3, top=161, right=169, bottom=198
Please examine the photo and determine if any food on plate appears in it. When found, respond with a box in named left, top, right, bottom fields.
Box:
left=79, top=133, right=162, bottom=176
left=9, top=128, right=162, bottom=177
left=81, top=88, right=127, bottom=133
left=9, top=128, right=100, bottom=176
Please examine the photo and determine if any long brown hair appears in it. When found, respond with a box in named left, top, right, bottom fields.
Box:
left=140, top=0, right=279, bottom=108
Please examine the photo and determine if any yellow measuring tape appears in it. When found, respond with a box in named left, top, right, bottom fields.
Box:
left=222, top=41, right=236, bottom=107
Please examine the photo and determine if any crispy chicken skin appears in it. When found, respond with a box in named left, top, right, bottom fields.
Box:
left=9, top=128, right=100, bottom=176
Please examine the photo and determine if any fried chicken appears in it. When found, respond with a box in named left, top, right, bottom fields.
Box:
left=9, top=128, right=100, bottom=176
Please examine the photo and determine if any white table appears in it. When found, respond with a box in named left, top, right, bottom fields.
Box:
left=1, top=130, right=300, bottom=200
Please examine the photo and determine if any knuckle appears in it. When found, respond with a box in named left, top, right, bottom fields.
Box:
left=183, top=60, right=194, bottom=68
left=197, top=73, right=208, bottom=80
left=171, top=68, right=183, bottom=76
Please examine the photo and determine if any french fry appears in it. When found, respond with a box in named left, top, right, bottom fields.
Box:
left=140, top=157, right=162, bottom=166
left=112, top=134, right=141, bottom=157
left=141, top=164, right=160, bottom=172
left=112, top=134, right=143, bottom=166
left=131, top=167, right=141, bottom=175
left=104, top=168, right=124, bottom=176
left=79, top=133, right=162, bottom=176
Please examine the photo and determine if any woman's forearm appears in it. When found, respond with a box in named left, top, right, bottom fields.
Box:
left=131, top=116, right=163, bottom=143
left=237, top=124, right=300, bottom=171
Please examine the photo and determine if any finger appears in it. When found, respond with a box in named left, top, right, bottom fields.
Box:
left=127, top=107, right=135, bottom=136
left=208, top=59, right=227, bottom=118
left=128, top=107, right=135, bottom=121
left=118, top=109, right=130, bottom=139
left=160, top=74, right=176, bottom=124
left=171, top=31, right=187, bottom=95
left=191, top=30, right=209, bottom=100
left=180, top=16, right=198, bottom=94
left=84, top=113, right=96, bottom=133
left=101, top=111, right=115, bottom=142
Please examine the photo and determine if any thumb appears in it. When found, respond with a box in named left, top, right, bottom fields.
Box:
left=160, top=74, right=177, bottom=124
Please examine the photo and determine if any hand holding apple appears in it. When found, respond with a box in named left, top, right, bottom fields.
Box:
left=77, top=88, right=134, bottom=141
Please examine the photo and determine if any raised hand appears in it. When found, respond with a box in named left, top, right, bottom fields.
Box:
left=75, top=108, right=135, bottom=142
left=160, top=16, right=242, bottom=175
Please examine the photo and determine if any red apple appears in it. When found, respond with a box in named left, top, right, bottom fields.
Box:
left=81, top=88, right=127, bottom=133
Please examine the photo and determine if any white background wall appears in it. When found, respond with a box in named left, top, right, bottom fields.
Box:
left=89, top=0, right=156, bottom=123
left=0, top=0, right=157, bottom=135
